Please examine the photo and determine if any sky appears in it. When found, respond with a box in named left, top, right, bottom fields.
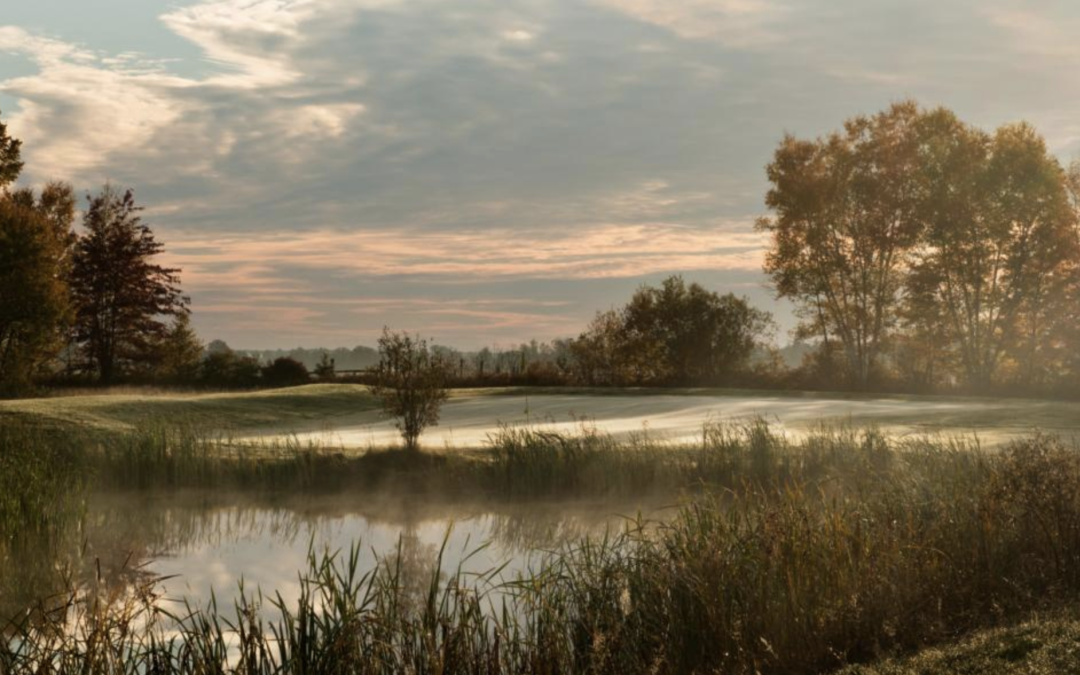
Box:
left=2, top=0, right=1080, bottom=350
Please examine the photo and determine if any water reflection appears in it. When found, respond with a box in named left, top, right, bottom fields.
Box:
left=3, top=491, right=670, bottom=623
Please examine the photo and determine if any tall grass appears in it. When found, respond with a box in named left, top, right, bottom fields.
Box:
left=0, top=421, right=87, bottom=538
left=6, top=426, right=1080, bottom=672
left=486, top=419, right=909, bottom=498
left=0, top=421, right=89, bottom=625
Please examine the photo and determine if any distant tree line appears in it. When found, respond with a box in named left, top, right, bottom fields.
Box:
left=340, top=277, right=775, bottom=389
left=758, top=101, right=1080, bottom=395
left=229, top=344, right=379, bottom=373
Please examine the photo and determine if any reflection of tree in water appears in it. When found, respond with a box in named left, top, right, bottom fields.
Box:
left=1, top=514, right=162, bottom=625
left=485, top=508, right=625, bottom=553
left=83, top=494, right=643, bottom=557
left=0, top=495, right=297, bottom=624
left=1, top=532, right=78, bottom=623
left=379, top=518, right=443, bottom=617
left=84, top=493, right=308, bottom=557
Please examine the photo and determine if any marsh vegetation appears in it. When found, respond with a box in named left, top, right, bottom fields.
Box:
left=5, top=386, right=1080, bottom=673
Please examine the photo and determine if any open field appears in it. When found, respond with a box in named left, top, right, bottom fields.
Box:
left=275, top=388, right=1080, bottom=449
left=5, top=384, right=1080, bottom=448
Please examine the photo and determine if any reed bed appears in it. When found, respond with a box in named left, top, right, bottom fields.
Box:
left=0, top=415, right=918, bottom=497
left=4, top=420, right=1080, bottom=673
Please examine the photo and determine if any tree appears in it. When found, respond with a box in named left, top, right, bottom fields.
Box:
left=0, top=115, right=75, bottom=394
left=0, top=109, right=22, bottom=191
left=0, top=200, right=71, bottom=393
left=370, top=328, right=451, bottom=452
left=206, top=339, right=232, bottom=355
left=619, top=276, right=774, bottom=385
left=894, top=263, right=956, bottom=390
left=153, top=313, right=203, bottom=383
left=71, top=186, right=189, bottom=384
left=9, top=181, right=77, bottom=250
left=912, top=116, right=1077, bottom=388
left=200, top=347, right=261, bottom=388
left=570, top=309, right=629, bottom=385
left=314, top=352, right=336, bottom=380
left=261, top=356, right=310, bottom=387
left=569, top=277, right=773, bottom=386
left=757, top=101, right=928, bottom=387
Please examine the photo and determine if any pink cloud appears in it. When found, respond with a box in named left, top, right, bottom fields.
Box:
left=163, top=222, right=765, bottom=294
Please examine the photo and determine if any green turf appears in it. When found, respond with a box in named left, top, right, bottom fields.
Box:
left=0, top=384, right=382, bottom=432
left=5, top=384, right=1080, bottom=446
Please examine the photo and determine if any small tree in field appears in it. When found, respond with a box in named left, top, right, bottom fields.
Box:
left=371, top=328, right=450, bottom=452
left=314, top=352, right=336, bottom=381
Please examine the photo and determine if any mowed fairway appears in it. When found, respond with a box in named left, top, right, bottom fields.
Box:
left=265, top=388, right=1080, bottom=449
left=4, top=384, right=1079, bottom=449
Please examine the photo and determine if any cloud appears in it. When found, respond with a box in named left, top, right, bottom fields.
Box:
left=165, top=222, right=765, bottom=291
left=0, top=27, right=191, bottom=180
left=159, top=0, right=316, bottom=88
left=594, top=0, right=787, bottom=46
left=156, top=217, right=766, bottom=346
left=983, top=5, right=1080, bottom=62
left=20, top=0, right=1080, bottom=347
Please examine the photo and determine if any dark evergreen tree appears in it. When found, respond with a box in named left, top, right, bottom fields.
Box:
left=72, top=186, right=188, bottom=384
left=153, top=313, right=204, bottom=383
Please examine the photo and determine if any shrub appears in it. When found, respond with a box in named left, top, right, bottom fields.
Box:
left=260, top=356, right=310, bottom=387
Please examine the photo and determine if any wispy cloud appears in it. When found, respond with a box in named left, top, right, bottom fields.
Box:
left=594, top=0, right=788, bottom=46
left=160, top=0, right=316, bottom=88
left=0, top=27, right=192, bottom=180
left=983, top=5, right=1080, bottom=62
left=165, top=222, right=765, bottom=290
left=7, top=0, right=1080, bottom=346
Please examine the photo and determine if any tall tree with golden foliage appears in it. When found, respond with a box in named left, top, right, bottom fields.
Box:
left=760, top=101, right=1080, bottom=391
left=0, top=114, right=75, bottom=394
left=0, top=110, right=22, bottom=190
left=0, top=201, right=72, bottom=393
left=913, top=113, right=1078, bottom=388
left=757, top=101, right=927, bottom=388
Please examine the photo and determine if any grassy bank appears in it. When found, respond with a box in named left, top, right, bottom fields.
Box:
left=839, top=611, right=1080, bottom=674
left=0, top=384, right=381, bottom=433
left=5, top=418, right=1080, bottom=672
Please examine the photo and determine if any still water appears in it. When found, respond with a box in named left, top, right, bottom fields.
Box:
left=3, top=491, right=671, bottom=621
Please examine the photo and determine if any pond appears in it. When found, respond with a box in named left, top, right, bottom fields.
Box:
left=1, top=490, right=672, bottom=624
